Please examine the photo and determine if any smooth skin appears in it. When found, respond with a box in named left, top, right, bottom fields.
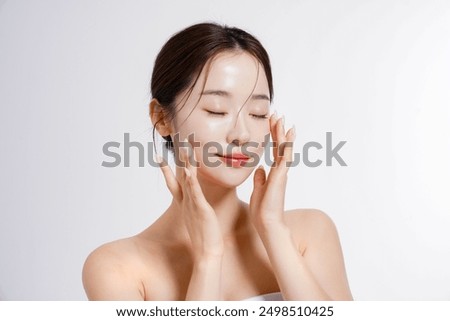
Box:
left=82, top=51, right=353, bottom=301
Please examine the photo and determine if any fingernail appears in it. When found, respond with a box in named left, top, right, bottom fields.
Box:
left=181, top=138, right=190, bottom=151
left=292, top=125, right=296, bottom=137
left=153, top=153, right=164, bottom=166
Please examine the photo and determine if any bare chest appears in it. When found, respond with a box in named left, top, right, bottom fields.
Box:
left=140, top=239, right=279, bottom=300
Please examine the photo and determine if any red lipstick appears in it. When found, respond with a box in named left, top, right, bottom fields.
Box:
left=218, top=153, right=250, bottom=167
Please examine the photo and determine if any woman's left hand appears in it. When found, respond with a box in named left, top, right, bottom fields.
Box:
left=249, top=113, right=296, bottom=232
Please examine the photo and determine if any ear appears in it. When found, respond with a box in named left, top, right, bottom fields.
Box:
left=149, top=98, right=172, bottom=137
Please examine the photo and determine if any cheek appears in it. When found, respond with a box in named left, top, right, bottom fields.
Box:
left=179, top=120, right=225, bottom=162
left=250, top=122, right=270, bottom=143
left=180, top=115, right=226, bottom=138
left=172, top=118, right=210, bottom=145
left=254, top=125, right=270, bottom=158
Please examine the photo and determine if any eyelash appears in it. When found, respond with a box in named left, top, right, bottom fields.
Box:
left=206, top=110, right=268, bottom=119
left=251, top=114, right=268, bottom=119
left=206, top=110, right=226, bottom=116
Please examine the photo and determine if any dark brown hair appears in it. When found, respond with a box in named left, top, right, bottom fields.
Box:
left=151, top=22, right=273, bottom=150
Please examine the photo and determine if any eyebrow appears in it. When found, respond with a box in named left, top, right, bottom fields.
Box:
left=201, top=89, right=270, bottom=101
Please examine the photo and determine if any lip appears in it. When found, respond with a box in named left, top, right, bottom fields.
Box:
left=220, top=153, right=250, bottom=160
left=217, top=153, right=251, bottom=167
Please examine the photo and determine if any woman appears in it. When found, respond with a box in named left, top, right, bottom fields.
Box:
left=82, top=22, right=353, bottom=301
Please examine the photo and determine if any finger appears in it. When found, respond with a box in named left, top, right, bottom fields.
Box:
left=181, top=141, right=209, bottom=206
left=182, top=140, right=199, bottom=194
left=181, top=167, right=194, bottom=213
left=157, top=155, right=182, bottom=202
left=175, top=144, right=188, bottom=182
left=253, top=165, right=266, bottom=188
left=184, top=163, right=212, bottom=212
left=185, top=166, right=203, bottom=201
left=174, top=141, right=194, bottom=205
left=278, top=126, right=296, bottom=173
left=250, top=165, right=266, bottom=204
left=270, top=112, right=279, bottom=163
left=174, top=137, right=191, bottom=171
left=186, top=139, right=198, bottom=177
left=275, top=116, right=286, bottom=164
left=267, top=120, right=292, bottom=181
left=277, top=116, right=286, bottom=159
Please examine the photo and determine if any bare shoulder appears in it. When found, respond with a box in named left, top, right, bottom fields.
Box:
left=284, top=208, right=353, bottom=300
left=82, top=237, right=150, bottom=300
left=284, top=208, right=337, bottom=233
left=283, top=209, right=340, bottom=249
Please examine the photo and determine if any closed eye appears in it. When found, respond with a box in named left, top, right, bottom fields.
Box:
left=205, top=110, right=227, bottom=116
left=251, top=114, right=268, bottom=119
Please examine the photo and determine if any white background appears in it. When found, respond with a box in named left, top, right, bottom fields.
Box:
left=0, top=0, right=449, bottom=300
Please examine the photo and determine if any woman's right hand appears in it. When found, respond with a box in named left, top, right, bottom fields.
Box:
left=157, top=141, right=224, bottom=261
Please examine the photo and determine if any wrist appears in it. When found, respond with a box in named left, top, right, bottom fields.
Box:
left=256, top=219, right=298, bottom=245
left=256, top=222, right=298, bottom=256
left=254, top=217, right=289, bottom=236
left=193, top=250, right=224, bottom=264
left=193, top=252, right=224, bottom=271
left=190, top=237, right=224, bottom=261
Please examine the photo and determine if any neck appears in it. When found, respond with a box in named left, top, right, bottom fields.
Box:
left=167, top=173, right=250, bottom=240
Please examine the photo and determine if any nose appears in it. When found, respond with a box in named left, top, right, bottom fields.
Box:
left=226, top=111, right=251, bottom=146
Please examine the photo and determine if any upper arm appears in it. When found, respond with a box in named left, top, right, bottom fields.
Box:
left=293, top=209, right=353, bottom=300
left=82, top=244, right=145, bottom=301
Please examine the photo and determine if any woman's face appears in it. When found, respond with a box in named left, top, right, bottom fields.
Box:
left=170, top=50, right=271, bottom=188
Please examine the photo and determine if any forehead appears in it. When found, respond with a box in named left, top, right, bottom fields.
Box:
left=195, top=50, right=270, bottom=97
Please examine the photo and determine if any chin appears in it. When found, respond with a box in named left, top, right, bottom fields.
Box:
left=197, top=165, right=254, bottom=188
